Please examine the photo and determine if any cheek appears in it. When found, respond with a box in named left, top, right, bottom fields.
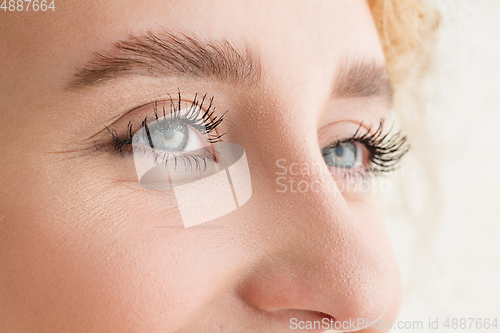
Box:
left=0, top=175, right=233, bottom=331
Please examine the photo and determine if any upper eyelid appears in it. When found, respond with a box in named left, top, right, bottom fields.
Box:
left=88, top=91, right=213, bottom=137
left=147, top=95, right=227, bottom=142
left=102, top=93, right=227, bottom=153
left=97, top=94, right=199, bottom=134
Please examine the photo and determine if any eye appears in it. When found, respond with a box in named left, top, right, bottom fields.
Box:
left=106, top=93, right=226, bottom=156
left=103, top=92, right=231, bottom=189
left=322, top=141, right=363, bottom=169
left=142, top=119, right=204, bottom=153
left=131, top=106, right=220, bottom=186
left=132, top=113, right=214, bottom=178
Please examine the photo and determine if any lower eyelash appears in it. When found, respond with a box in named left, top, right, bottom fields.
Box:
left=132, top=145, right=216, bottom=173
left=329, top=167, right=371, bottom=182
left=333, top=119, right=410, bottom=175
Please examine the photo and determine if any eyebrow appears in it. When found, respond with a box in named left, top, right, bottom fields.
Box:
left=332, top=58, right=394, bottom=103
left=67, top=30, right=262, bottom=89
left=68, top=30, right=393, bottom=103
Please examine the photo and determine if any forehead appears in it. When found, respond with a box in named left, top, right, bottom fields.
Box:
left=0, top=0, right=383, bottom=95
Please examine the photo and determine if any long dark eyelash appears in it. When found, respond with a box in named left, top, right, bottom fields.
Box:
left=105, top=122, right=134, bottom=153
left=105, top=91, right=226, bottom=153
left=332, top=119, right=410, bottom=174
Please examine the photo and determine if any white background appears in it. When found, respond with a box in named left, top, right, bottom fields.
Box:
left=383, top=1, right=500, bottom=332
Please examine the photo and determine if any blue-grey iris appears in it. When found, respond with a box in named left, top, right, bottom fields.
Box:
left=322, top=141, right=357, bottom=169
left=150, top=123, right=189, bottom=152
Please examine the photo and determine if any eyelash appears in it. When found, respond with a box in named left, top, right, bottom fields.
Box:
left=105, top=92, right=226, bottom=154
left=326, top=119, right=410, bottom=175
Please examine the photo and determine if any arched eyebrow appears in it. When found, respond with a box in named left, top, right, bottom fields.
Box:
left=67, top=30, right=393, bottom=105
left=332, top=58, right=394, bottom=104
left=66, top=30, right=262, bottom=89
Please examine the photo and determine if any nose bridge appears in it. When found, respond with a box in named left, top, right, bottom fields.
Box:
left=238, top=150, right=394, bottom=323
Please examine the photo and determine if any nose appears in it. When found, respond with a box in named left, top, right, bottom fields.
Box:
left=237, top=157, right=394, bottom=327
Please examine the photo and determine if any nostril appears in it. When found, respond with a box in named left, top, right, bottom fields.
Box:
left=315, top=311, right=334, bottom=321
left=273, top=309, right=338, bottom=331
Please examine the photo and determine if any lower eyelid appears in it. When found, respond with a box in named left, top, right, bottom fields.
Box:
left=132, top=144, right=216, bottom=164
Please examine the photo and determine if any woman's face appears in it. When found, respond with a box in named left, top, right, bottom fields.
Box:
left=0, top=0, right=402, bottom=332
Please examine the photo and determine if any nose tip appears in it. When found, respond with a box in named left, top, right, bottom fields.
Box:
left=238, top=238, right=394, bottom=326
left=236, top=183, right=395, bottom=327
left=333, top=252, right=394, bottom=322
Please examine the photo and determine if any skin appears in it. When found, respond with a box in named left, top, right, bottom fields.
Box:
left=0, top=0, right=402, bottom=332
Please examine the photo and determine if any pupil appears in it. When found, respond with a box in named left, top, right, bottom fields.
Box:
left=334, top=145, right=344, bottom=157
left=162, top=128, right=176, bottom=140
